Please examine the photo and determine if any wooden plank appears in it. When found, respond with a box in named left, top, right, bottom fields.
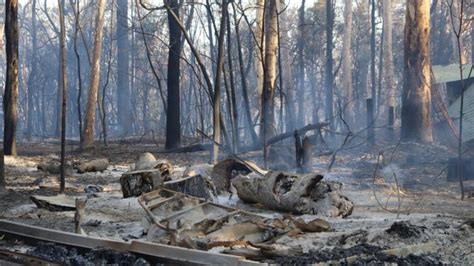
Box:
left=0, top=220, right=261, bottom=266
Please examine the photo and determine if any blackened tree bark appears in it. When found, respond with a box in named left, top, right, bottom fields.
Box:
left=232, top=2, right=259, bottom=145
left=81, top=0, right=106, bottom=149
left=58, top=0, right=68, bottom=194
left=26, top=0, right=37, bottom=140
left=383, top=0, right=395, bottom=140
left=165, top=0, right=183, bottom=150
left=296, top=0, right=306, bottom=127
left=325, top=0, right=334, bottom=133
left=261, top=0, right=279, bottom=167
left=211, top=0, right=228, bottom=164
left=226, top=7, right=239, bottom=152
left=401, top=0, right=433, bottom=143
left=342, top=0, right=353, bottom=123
left=116, top=0, right=132, bottom=136
left=4, top=0, right=19, bottom=156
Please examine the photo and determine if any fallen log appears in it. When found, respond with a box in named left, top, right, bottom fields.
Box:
left=211, top=159, right=266, bottom=194
left=30, top=194, right=76, bottom=211
left=76, top=158, right=109, bottom=174
left=232, top=171, right=353, bottom=217
left=160, top=123, right=329, bottom=154
left=37, top=161, right=73, bottom=175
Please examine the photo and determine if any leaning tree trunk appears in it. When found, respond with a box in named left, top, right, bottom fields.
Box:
left=3, top=0, right=19, bottom=156
left=81, top=0, right=106, bottom=149
left=116, top=0, right=132, bottom=136
left=261, top=0, right=279, bottom=167
left=165, top=0, right=183, bottom=150
left=401, top=0, right=433, bottom=143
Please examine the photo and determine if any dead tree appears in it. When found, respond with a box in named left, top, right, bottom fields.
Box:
left=448, top=0, right=466, bottom=199
left=261, top=0, right=279, bottom=167
left=165, top=0, right=183, bottom=150
left=58, top=0, right=68, bottom=194
left=296, top=0, right=306, bottom=127
left=212, top=0, right=229, bottom=164
left=342, top=0, right=353, bottom=124
left=325, top=0, right=334, bottom=135
left=81, top=0, right=106, bottom=149
left=383, top=0, right=395, bottom=140
left=117, top=0, right=132, bottom=136
left=231, top=2, right=259, bottom=145
left=401, top=0, right=433, bottom=143
left=4, top=0, right=19, bottom=156
left=26, top=0, right=38, bottom=140
left=0, top=150, right=5, bottom=192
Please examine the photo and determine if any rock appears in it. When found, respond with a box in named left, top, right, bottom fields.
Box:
left=135, top=153, right=157, bottom=170
left=76, top=159, right=109, bottom=174
left=37, top=161, right=73, bottom=175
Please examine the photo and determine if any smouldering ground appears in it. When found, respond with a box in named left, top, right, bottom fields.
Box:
left=0, top=139, right=472, bottom=264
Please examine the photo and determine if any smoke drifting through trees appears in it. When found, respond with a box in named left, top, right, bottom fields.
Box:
left=0, top=0, right=471, bottom=163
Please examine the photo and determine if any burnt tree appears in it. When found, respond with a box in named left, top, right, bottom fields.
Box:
left=4, top=0, right=19, bottom=156
left=165, top=0, right=183, bottom=150
left=401, top=0, right=433, bottom=143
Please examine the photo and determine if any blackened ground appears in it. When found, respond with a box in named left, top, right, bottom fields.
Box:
left=29, top=242, right=150, bottom=266
left=268, top=243, right=442, bottom=265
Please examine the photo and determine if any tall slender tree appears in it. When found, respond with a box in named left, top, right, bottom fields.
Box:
left=325, top=0, right=334, bottom=132
left=116, top=0, right=132, bottom=136
left=383, top=0, right=395, bottom=139
left=296, top=0, right=306, bottom=127
left=4, top=0, right=19, bottom=156
left=81, top=0, right=106, bottom=149
left=342, top=0, right=353, bottom=124
left=165, top=0, right=183, bottom=150
left=58, top=0, right=68, bottom=194
left=26, top=0, right=37, bottom=140
left=401, top=0, right=433, bottom=143
left=261, top=0, right=279, bottom=166
left=211, top=0, right=229, bottom=164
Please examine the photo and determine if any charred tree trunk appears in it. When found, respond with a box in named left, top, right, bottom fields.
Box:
left=58, top=0, right=68, bottom=194
left=342, top=0, right=353, bottom=124
left=232, top=2, right=259, bottom=145
left=296, top=0, right=306, bottom=127
left=226, top=10, right=239, bottom=152
left=3, top=0, right=19, bottom=156
left=26, top=0, right=37, bottom=140
left=325, top=0, right=334, bottom=134
left=261, top=0, right=279, bottom=167
left=401, top=0, right=433, bottom=143
left=81, top=0, right=106, bottom=149
left=116, top=0, right=132, bottom=136
left=165, top=0, right=183, bottom=150
left=211, top=0, right=228, bottom=164
left=255, top=0, right=265, bottom=97
left=383, top=0, right=395, bottom=140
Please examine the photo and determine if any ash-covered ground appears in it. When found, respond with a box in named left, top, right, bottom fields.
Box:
left=0, top=139, right=472, bottom=264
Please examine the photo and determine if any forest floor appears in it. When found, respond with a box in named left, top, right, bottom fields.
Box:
left=0, top=139, right=473, bottom=264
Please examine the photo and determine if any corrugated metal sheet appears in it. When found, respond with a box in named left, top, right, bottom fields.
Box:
left=448, top=84, right=474, bottom=142
left=432, top=64, right=474, bottom=84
